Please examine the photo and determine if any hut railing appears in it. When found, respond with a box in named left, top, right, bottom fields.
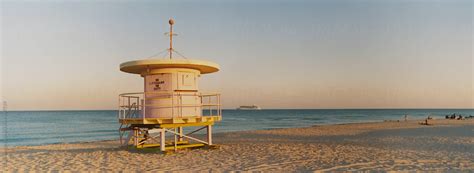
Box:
left=118, top=91, right=221, bottom=120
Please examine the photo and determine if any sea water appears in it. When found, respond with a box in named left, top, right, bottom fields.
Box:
left=1, top=109, right=473, bottom=146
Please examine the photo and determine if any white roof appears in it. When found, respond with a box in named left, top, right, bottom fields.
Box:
left=120, top=59, right=220, bottom=74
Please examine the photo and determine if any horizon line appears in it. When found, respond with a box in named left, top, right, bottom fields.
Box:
left=3, top=108, right=474, bottom=112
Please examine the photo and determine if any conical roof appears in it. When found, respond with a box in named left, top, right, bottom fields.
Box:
left=120, top=59, right=220, bottom=74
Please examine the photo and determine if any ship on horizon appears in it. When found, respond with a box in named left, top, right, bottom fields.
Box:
left=236, top=105, right=261, bottom=110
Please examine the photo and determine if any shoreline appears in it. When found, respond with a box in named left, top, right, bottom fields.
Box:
left=3, top=118, right=472, bottom=148
left=3, top=119, right=473, bottom=171
left=5, top=109, right=473, bottom=147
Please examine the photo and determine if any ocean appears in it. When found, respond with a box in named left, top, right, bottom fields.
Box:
left=1, top=109, right=473, bottom=146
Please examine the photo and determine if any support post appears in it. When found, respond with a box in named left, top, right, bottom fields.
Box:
left=160, top=128, right=166, bottom=152
left=178, top=127, right=183, bottom=142
left=174, top=128, right=178, bottom=151
left=207, top=125, right=212, bottom=145
left=133, top=127, right=139, bottom=147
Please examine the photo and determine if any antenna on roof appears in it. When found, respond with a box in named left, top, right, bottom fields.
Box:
left=165, top=18, right=177, bottom=59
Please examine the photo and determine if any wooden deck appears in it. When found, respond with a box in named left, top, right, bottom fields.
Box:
left=119, top=116, right=221, bottom=127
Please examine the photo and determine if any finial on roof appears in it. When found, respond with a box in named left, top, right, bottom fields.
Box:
left=168, top=18, right=175, bottom=59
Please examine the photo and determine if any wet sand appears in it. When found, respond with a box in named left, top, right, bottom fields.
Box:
left=2, top=119, right=473, bottom=172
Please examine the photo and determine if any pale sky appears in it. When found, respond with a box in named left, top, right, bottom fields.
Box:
left=1, top=0, right=473, bottom=110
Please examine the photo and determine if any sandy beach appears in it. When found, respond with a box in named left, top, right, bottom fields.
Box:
left=2, top=119, right=473, bottom=172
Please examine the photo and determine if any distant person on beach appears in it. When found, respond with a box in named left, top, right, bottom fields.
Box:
left=450, top=114, right=456, bottom=119
left=404, top=115, right=408, bottom=122
left=419, top=118, right=431, bottom=125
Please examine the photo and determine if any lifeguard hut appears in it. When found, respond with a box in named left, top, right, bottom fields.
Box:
left=118, top=19, right=221, bottom=152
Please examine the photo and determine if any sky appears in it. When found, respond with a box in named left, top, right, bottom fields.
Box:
left=1, top=0, right=472, bottom=110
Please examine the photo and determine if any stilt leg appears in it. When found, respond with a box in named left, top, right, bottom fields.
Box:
left=160, top=128, right=166, bottom=152
left=174, top=128, right=178, bottom=151
left=133, top=127, right=139, bottom=147
left=178, top=127, right=183, bottom=142
left=207, top=125, right=212, bottom=145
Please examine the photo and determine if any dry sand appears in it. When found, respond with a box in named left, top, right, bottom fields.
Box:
left=2, top=119, right=473, bottom=172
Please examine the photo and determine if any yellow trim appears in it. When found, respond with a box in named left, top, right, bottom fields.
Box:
left=119, top=116, right=221, bottom=125
left=165, top=143, right=205, bottom=150
left=134, top=143, right=206, bottom=150
left=159, top=122, right=214, bottom=128
left=137, top=141, right=190, bottom=148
